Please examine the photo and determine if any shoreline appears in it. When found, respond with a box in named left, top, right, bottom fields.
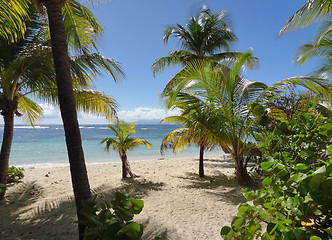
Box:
left=1, top=155, right=242, bottom=240
left=14, top=152, right=230, bottom=169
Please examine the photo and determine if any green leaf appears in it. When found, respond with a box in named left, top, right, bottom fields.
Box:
left=262, top=177, right=272, bottom=187
left=327, top=145, right=332, bottom=156
left=220, top=226, right=231, bottom=236
left=261, top=161, right=275, bottom=171
left=115, top=222, right=143, bottom=240
left=294, top=164, right=308, bottom=171
left=244, top=191, right=256, bottom=201
left=128, top=198, right=144, bottom=214
left=318, top=123, right=332, bottom=137
left=309, top=236, right=322, bottom=240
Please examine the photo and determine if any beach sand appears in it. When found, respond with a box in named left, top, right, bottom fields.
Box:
left=0, top=155, right=246, bottom=240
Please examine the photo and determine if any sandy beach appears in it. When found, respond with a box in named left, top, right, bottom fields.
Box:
left=0, top=155, right=246, bottom=240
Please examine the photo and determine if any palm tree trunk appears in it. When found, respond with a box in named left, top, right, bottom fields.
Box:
left=234, top=155, right=252, bottom=186
left=199, top=145, right=204, bottom=178
left=0, top=109, right=15, bottom=199
left=121, top=153, right=137, bottom=178
left=43, top=1, right=91, bottom=238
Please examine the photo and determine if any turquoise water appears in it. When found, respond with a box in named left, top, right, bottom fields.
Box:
left=1, top=124, right=223, bottom=167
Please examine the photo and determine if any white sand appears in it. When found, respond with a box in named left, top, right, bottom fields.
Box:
left=0, top=155, right=246, bottom=240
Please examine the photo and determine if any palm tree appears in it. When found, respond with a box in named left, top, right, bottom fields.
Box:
left=161, top=105, right=218, bottom=178
left=152, top=6, right=258, bottom=76
left=101, top=121, right=152, bottom=178
left=162, top=52, right=268, bottom=185
left=278, top=0, right=332, bottom=36
left=0, top=10, right=123, bottom=199
left=1, top=2, right=122, bottom=237
left=0, top=0, right=31, bottom=43
left=24, top=1, right=114, bottom=237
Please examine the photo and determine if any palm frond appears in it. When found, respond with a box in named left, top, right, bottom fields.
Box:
left=0, top=0, right=30, bottom=42
left=74, top=89, right=118, bottom=122
left=279, top=0, right=332, bottom=36
left=63, top=0, right=103, bottom=54
left=17, top=96, right=43, bottom=125
left=261, top=76, right=331, bottom=98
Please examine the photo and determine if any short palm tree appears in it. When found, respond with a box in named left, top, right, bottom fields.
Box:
left=152, top=6, right=258, bottom=76
left=101, top=121, right=153, bottom=179
left=162, top=53, right=267, bottom=185
left=161, top=105, right=218, bottom=178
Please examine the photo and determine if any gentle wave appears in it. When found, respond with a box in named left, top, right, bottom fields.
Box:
left=14, top=126, right=49, bottom=129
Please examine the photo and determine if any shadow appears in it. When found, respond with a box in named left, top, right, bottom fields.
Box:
left=92, top=178, right=165, bottom=199
left=0, top=181, right=78, bottom=239
left=192, top=158, right=237, bottom=169
left=178, top=172, right=247, bottom=205
left=0, top=178, right=165, bottom=239
left=140, top=219, right=175, bottom=240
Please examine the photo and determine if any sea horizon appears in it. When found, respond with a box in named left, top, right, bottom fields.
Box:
left=0, top=124, right=225, bottom=168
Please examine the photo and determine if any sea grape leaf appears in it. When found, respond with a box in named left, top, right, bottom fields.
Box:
left=115, top=222, right=143, bottom=240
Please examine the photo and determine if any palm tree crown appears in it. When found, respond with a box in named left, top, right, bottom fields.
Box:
left=152, top=6, right=258, bottom=76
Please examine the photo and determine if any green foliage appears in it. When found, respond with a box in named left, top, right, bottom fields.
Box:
left=221, top=107, right=332, bottom=239
left=7, top=166, right=24, bottom=183
left=79, top=192, right=144, bottom=240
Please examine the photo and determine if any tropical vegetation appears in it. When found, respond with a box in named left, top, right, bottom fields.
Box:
left=0, top=0, right=124, bottom=238
left=101, top=121, right=153, bottom=178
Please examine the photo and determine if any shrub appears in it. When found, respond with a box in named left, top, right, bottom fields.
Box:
left=7, top=166, right=24, bottom=183
left=79, top=192, right=144, bottom=240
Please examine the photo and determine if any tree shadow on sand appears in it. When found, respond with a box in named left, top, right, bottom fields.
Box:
left=0, top=178, right=165, bottom=239
left=0, top=181, right=78, bottom=239
left=178, top=172, right=247, bottom=205
left=92, top=178, right=165, bottom=199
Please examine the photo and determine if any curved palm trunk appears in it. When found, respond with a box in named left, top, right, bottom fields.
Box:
left=199, top=145, right=204, bottom=178
left=120, top=153, right=137, bottom=178
left=0, top=106, right=15, bottom=199
left=42, top=1, right=91, bottom=238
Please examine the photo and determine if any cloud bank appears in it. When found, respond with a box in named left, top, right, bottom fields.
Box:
left=10, top=104, right=180, bottom=125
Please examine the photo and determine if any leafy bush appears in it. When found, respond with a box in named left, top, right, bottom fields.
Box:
left=221, top=105, right=332, bottom=239
left=7, top=166, right=24, bottom=183
left=79, top=192, right=144, bottom=240
left=221, top=157, right=332, bottom=239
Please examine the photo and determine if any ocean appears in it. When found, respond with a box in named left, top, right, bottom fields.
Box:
left=0, top=124, right=223, bottom=167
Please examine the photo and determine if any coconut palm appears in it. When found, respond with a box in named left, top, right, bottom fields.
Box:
left=0, top=0, right=31, bottom=43
left=162, top=52, right=267, bottom=185
left=279, top=0, right=332, bottom=36
left=152, top=6, right=258, bottom=76
left=0, top=10, right=123, bottom=199
left=161, top=105, right=219, bottom=178
left=21, top=1, right=114, bottom=237
left=101, top=121, right=152, bottom=179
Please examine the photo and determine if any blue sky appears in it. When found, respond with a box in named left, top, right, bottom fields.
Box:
left=23, top=0, right=321, bottom=124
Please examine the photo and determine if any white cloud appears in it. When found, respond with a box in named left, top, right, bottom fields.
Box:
left=10, top=104, right=181, bottom=125
left=118, top=107, right=180, bottom=123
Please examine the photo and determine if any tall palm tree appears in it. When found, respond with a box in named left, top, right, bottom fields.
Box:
left=0, top=11, right=123, bottom=199
left=101, top=121, right=152, bottom=178
left=1, top=1, right=121, bottom=238
left=152, top=6, right=258, bottom=76
left=161, top=105, right=218, bottom=178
